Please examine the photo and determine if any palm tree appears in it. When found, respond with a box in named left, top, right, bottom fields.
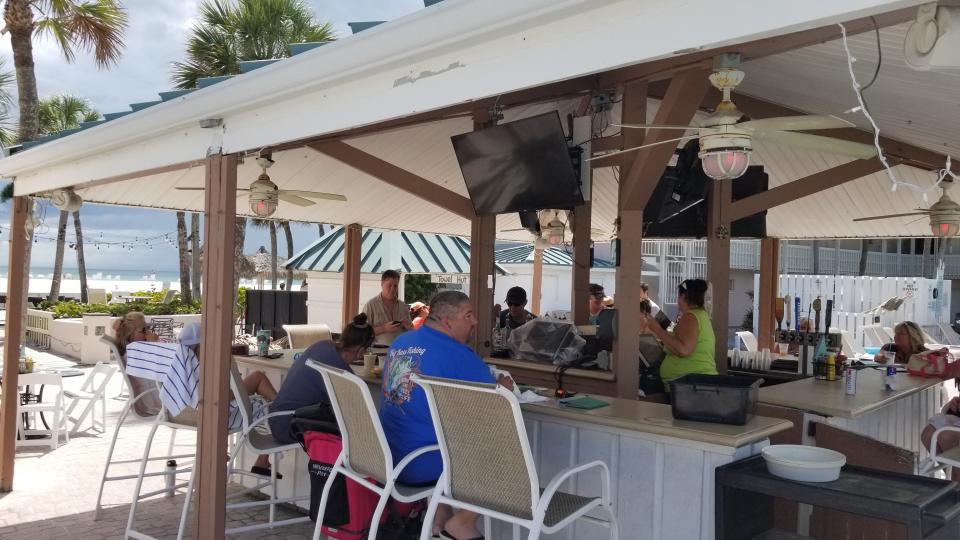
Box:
left=38, top=94, right=101, bottom=302
left=73, top=210, right=88, bottom=303
left=250, top=219, right=278, bottom=289
left=171, top=0, right=335, bottom=89
left=173, top=0, right=334, bottom=302
left=176, top=212, right=191, bottom=303
left=0, top=59, right=16, bottom=146
left=38, top=94, right=100, bottom=133
left=4, top=0, right=127, bottom=142
left=280, top=220, right=294, bottom=289
left=190, top=213, right=201, bottom=300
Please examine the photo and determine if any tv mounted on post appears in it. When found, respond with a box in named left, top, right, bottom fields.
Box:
left=452, top=112, right=584, bottom=215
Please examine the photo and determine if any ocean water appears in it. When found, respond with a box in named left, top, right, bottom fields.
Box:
left=6, top=266, right=182, bottom=283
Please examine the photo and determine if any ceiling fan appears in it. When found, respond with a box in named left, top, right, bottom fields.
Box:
left=175, top=157, right=347, bottom=217
left=610, top=53, right=877, bottom=180
left=852, top=180, right=960, bottom=236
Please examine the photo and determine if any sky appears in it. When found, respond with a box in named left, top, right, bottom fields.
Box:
left=0, top=0, right=426, bottom=272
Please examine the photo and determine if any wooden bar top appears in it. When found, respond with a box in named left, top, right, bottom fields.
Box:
left=235, top=350, right=791, bottom=449
left=758, top=369, right=943, bottom=419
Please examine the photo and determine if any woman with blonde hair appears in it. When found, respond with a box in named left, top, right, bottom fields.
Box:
left=113, top=311, right=159, bottom=356
left=876, top=321, right=927, bottom=364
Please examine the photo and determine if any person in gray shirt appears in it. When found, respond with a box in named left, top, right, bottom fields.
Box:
left=268, top=313, right=375, bottom=444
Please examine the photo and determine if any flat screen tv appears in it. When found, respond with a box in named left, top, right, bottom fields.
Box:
left=452, top=112, right=583, bottom=215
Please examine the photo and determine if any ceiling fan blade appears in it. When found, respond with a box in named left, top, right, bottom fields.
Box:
left=174, top=187, right=205, bottom=191
left=278, top=193, right=316, bottom=207
left=852, top=212, right=929, bottom=222
left=753, top=130, right=877, bottom=159
left=613, top=123, right=698, bottom=131
left=279, top=189, right=347, bottom=202
left=739, top=115, right=854, bottom=132
left=584, top=135, right=700, bottom=162
left=500, top=228, right=531, bottom=233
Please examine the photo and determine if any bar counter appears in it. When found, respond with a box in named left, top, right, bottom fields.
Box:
left=232, top=350, right=792, bottom=540
left=758, top=369, right=944, bottom=463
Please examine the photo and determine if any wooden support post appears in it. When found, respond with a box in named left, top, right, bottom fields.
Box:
left=571, top=201, right=592, bottom=325
left=531, top=248, right=543, bottom=315
left=707, top=178, right=733, bottom=374
left=614, top=80, right=648, bottom=400
left=757, top=238, right=781, bottom=351
left=469, top=214, right=496, bottom=357
left=571, top=114, right=593, bottom=324
left=342, top=223, right=362, bottom=330
left=194, top=153, right=237, bottom=540
left=0, top=197, right=29, bottom=491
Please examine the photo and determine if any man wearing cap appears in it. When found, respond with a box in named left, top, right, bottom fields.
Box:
left=588, top=283, right=607, bottom=324
left=498, top=286, right=536, bottom=329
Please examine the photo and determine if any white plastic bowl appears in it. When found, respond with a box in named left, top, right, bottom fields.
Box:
left=761, top=445, right=846, bottom=482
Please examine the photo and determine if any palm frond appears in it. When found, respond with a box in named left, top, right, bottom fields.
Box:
left=172, top=0, right=336, bottom=87
left=37, top=94, right=100, bottom=134
left=34, top=0, right=129, bottom=68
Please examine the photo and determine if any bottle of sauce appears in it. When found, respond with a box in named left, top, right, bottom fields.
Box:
left=826, top=353, right=836, bottom=381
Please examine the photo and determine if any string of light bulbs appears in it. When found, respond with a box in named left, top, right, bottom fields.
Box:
left=0, top=223, right=180, bottom=252
left=837, top=22, right=958, bottom=201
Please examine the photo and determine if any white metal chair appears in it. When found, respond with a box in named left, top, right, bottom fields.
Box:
left=921, top=403, right=960, bottom=477
left=125, top=400, right=202, bottom=540
left=838, top=330, right=865, bottom=358
left=413, top=375, right=618, bottom=540
left=308, top=361, right=438, bottom=540
left=64, top=362, right=116, bottom=435
left=16, top=372, right=69, bottom=450
left=282, top=323, right=332, bottom=348
left=735, top=331, right=758, bottom=352
left=224, top=361, right=311, bottom=535
left=938, top=322, right=960, bottom=346
left=860, top=324, right=890, bottom=348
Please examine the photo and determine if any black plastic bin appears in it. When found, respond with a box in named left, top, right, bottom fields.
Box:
left=669, top=374, right=762, bottom=425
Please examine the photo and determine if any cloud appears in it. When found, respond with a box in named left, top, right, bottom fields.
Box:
left=0, top=0, right=428, bottom=273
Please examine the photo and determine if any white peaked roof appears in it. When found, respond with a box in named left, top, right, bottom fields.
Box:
left=1, top=0, right=950, bottom=240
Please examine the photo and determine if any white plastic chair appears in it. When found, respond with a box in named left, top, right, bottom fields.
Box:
left=16, top=372, right=69, bottom=450
left=64, top=362, right=116, bottom=435
left=282, top=323, right=332, bottom=349
left=108, top=290, right=130, bottom=305
left=224, top=361, right=311, bottom=535
left=87, top=288, right=108, bottom=304
left=922, top=402, right=960, bottom=477
left=308, top=361, right=438, bottom=540
left=413, top=375, right=618, bottom=540
left=735, top=331, right=758, bottom=352
left=838, top=330, right=865, bottom=358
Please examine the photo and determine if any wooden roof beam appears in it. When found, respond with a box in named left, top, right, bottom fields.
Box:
left=308, top=140, right=476, bottom=221
left=728, top=157, right=891, bottom=221
left=621, top=69, right=710, bottom=211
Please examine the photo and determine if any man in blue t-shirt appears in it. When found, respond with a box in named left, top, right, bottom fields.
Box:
left=380, top=290, right=512, bottom=540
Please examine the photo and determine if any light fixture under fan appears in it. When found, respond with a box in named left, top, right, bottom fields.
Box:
left=499, top=209, right=608, bottom=244
left=852, top=180, right=960, bottom=237
left=175, top=156, right=347, bottom=218
left=50, top=188, right=82, bottom=212
left=609, top=52, right=877, bottom=180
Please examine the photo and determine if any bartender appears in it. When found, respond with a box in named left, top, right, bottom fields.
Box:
left=362, top=269, right=412, bottom=345
left=498, top=287, right=536, bottom=329
left=588, top=283, right=606, bottom=324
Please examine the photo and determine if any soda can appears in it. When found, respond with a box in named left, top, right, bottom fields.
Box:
left=845, top=368, right=857, bottom=395
left=886, top=365, right=897, bottom=377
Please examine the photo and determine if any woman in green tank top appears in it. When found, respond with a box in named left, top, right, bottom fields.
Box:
left=640, top=279, right=717, bottom=388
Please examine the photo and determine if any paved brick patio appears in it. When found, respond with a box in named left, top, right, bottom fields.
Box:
left=0, top=349, right=317, bottom=539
